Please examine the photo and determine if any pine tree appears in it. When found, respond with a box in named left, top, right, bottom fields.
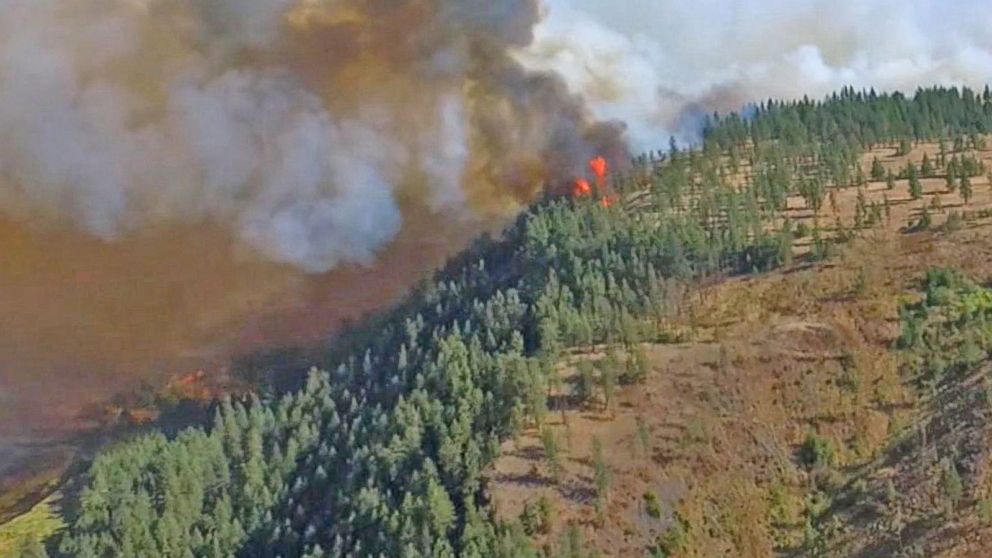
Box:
left=541, top=426, right=562, bottom=483
left=598, top=352, right=618, bottom=413
left=961, top=175, right=974, bottom=204
left=870, top=157, right=886, bottom=181
left=921, top=153, right=934, bottom=177
left=910, top=174, right=924, bottom=200
left=592, top=437, right=612, bottom=512
left=897, top=139, right=912, bottom=156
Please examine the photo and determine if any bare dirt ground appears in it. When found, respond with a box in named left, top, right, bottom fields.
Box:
left=488, top=141, right=992, bottom=557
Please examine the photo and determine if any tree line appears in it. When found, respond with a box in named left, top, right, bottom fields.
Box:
left=44, top=84, right=992, bottom=558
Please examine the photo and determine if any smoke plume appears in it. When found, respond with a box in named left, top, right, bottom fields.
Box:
left=0, top=0, right=630, bottom=477
left=0, top=0, right=624, bottom=272
left=521, top=0, right=992, bottom=148
left=7, top=0, right=992, bottom=478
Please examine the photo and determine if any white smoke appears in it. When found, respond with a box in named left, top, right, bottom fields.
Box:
left=521, top=0, right=992, bottom=148
left=0, top=0, right=512, bottom=273
left=0, top=0, right=630, bottom=273
left=9, top=0, right=988, bottom=273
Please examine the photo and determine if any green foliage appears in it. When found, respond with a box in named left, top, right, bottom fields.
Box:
left=623, top=345, right=650, bottom=385
left=592, top=437, right=612, bottom=511
left=978, top=497, right=992, bottom=524
left=636, top=417, right=652, bottom=456
left=598, top=353, right=618, bottom=411
left=799, top=433, right=835, bottom=469
left=651, top=514, right=689, bottom=557
left=909, top=206, right=932, bottom=232
left=0, top=498, right=62, bottom=558
left=898, top=268, right=992, bottom=380
left=643, top=491, right=663, bottom=519
left=871, top=157, right=886, bottom=181
left=554, top=524, right=598, bottom=558
left=940, top=211, right=964, bottom=232
left=57, top=84, right=992, bottom=558
left=541, top=426, right=563, bottom=482
left=941, top=459, right=964, bottom=513
left=11, top=538, right=48, bottom=558
left=574, top=361, right=597, bottom=407
left=961, top=174, right=974, bottom=203
left=921, top=153, right=935, bottom=177
left=520, top=496, right=553, bottom=536
left=909, top=173, right=924, bottom=200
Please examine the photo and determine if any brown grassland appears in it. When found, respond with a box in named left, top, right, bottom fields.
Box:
left=489, top=140, right=992, bottom=557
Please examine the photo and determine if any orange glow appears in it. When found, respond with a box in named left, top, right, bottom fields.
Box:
left=573, top=178, right=592, bottom=197
left=589, top=156, right=608, bottom=182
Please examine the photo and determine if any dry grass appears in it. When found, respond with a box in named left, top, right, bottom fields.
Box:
left=0, top=495, right=63, bottom=555
left=489, top=140, right=992, bottom=557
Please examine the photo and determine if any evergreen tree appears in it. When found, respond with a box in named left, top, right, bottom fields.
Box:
left=57, top=83, right=992, bottom=558
left=961, top=175, right=974, bottom=204
left=921, top=153, right=935, bottom=177
left=870, top=157, right=886, bottom=181
left=910, top=174, right=924, bottom=200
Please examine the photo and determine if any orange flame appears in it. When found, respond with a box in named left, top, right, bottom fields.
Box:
left=589, top=157, right=608, bottom=182
left=573, top=178, right=592, bottom=197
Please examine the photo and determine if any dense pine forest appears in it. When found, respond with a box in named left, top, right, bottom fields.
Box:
left=23, top=86, right=992, bottom=557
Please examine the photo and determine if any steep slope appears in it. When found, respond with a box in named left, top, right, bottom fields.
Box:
left=489, top=226, right=992, bottom=557
left=9, top=86, right=992, bottom=557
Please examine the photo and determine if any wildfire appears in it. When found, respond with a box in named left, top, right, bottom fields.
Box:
left=571, top=156, right=617, bottom=209
left=168, top=370, right=213, bottom=401
left=589, top=156, right=608, bottom=182
left=573, top=178, right=592, bottom=197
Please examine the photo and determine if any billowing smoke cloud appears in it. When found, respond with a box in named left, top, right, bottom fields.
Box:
left=0, top=0, right=624, bottom=272
left=520, top=0, right=992, bottom=148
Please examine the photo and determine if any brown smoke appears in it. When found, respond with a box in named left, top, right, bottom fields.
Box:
left=0, top=0, right=626, bottom=474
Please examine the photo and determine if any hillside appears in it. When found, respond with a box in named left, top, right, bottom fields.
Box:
left=489, top=221, right=992, bottom=557
left=7, top=86, right=992, bottom=557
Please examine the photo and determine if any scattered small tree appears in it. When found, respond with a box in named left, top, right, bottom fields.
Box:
left=921, top=153, right=935, bottom=177
left=941, top=459, right=963, bottom=514
left=961, top=175, right=974, bottom=204
left=800, top=433, right=835, bottom=469
left=623, top=345, right=649, bottom=384
left=871, top=157, right=886, bottom=181
left=520, top=496, right=554, bottom=535
left=541, top=426, right=562, bottom=482
left=909, top=174, right=924, bottom=200
left=598, top=354, right=618, bottom=413
left=592, top=437, right=612, bottom=511
left=643, top=490, right=663, bottom=519
left=574, top=361, right=596, bottom=407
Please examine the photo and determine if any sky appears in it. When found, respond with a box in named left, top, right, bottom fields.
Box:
left=522, top=0, right=992, bottom=147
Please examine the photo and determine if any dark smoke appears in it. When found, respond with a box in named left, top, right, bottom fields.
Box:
left=0, top=0, right=626, bottom=474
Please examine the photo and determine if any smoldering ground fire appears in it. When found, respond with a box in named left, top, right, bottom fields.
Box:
left=0, top=0, right=626, bottom=471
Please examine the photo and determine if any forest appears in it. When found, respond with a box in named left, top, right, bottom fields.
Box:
left=21, top=85, right=992, bottom=557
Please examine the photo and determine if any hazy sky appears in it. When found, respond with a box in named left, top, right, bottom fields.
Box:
left=523, top=0, right=992, bottom=146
